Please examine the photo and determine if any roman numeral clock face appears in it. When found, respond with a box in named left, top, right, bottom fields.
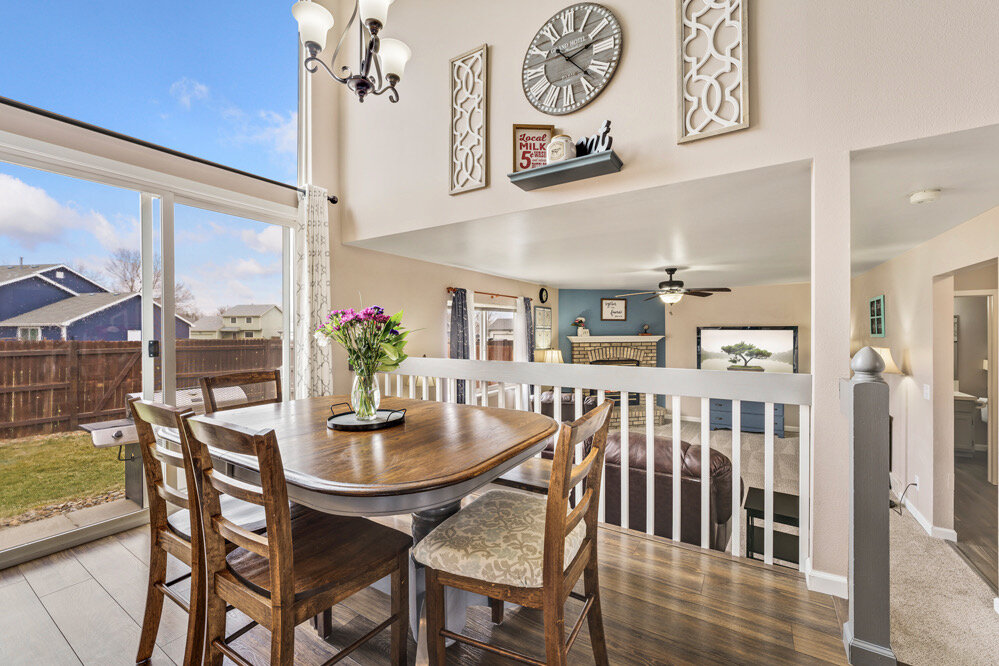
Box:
left=522, top=3, right=623, bottom=115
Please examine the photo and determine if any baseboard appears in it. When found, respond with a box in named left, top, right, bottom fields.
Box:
left=805, top=558, right=848, bottom=598
left=901, top=496, right=957, bottom=542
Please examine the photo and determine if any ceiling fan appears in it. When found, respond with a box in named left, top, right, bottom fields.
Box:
left=616, top=268, right=732, bottom=304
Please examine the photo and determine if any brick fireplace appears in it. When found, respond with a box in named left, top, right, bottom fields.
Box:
left=567, top=335, right=668, bottom=428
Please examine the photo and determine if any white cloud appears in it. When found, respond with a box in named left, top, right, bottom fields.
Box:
left=240, top=225, right=283, bottom=254
left=170, top=77, right=209, bottom=109
left=0, top=174, right=134, bottom=251
left=224, top=108, right=298, bottom=157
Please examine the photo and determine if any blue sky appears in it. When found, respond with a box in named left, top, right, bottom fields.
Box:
left=0, top=2, right=298, bottom=317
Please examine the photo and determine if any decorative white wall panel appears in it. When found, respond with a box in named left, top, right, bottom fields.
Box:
left=677, top=0, right=748, bottom=143
left=450, top=44, right=488, bottom=195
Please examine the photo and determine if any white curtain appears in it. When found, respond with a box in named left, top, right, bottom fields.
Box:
left=294, top=185, right=333, bottom=398
left=514, top=298, right=529, bottom=362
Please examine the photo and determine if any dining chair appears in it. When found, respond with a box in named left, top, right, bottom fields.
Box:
left=182, top=413, right=412, bottom=666
left=129, top=398, right=267, bottom=666
left=198, top=369, right=282, bottom=413
left=415, top=401, right=613, bottom=666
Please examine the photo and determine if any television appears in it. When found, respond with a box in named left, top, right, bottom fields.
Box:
left=696, top=326, right=799, bottom=374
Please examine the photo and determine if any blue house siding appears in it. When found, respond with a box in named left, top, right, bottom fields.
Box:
left=65, top=297, right=191, bottom=341
left=40, top=267, right=105, bottom=294
left=0, top=277, right=73, bottom=321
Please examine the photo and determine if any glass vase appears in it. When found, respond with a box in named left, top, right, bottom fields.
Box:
left=351, top=372, right=381, bottom=420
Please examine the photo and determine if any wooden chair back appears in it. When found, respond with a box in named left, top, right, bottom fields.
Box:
left=543, top=400, right=612, bottom=587
left=129, top=397, right=201, bottom=556
left=181, top=413, right=296, bottom=609
left=199, top=369, right=282, bottom=413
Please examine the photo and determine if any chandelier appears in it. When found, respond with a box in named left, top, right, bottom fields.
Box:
left=292, top=0, right=412, bottom=103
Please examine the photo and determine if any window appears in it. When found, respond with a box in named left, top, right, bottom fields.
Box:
left=244, top=332, right=254, bottom=338
left=246, top=317, right=252, bottom=323
left=231, top=317, right=237, bottom=324
left=445, top=298, right=517, bottom=363
left=17, top=327, right=41, bottom=341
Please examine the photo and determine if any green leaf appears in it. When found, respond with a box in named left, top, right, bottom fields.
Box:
left=380, top=342, right=399, bottom=360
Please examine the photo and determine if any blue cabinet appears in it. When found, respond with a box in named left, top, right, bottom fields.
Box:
left=710, top=399, right=785, bottom=438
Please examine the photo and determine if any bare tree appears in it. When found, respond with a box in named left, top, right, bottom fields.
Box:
left=103, top=248, right=202, bottom=322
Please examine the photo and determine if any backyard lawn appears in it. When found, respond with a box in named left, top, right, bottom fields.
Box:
left=0, top=431, right=124, bottom=522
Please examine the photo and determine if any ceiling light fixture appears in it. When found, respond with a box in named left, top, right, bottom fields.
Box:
left=908, top=189, right=941, bottom=205
left=293, top=0, right=411, bottom=104
left=658, top=292, right=684, bottom=304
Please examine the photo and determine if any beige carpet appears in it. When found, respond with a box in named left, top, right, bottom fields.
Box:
left=890, top=503, right=999, bottom=665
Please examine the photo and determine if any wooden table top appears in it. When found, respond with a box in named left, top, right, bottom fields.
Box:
left=189, top=396, right=558, bottom=501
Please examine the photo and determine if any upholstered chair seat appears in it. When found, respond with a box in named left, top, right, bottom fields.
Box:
left=413, top=489, right=587, bottom=588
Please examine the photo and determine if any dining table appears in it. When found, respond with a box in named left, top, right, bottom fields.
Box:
left=158, top=394, right=558, bottom=662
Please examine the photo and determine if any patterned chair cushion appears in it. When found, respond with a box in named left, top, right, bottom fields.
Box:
left=412, top=489, right=586, bottom=588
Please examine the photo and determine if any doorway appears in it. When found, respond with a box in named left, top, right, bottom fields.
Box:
left=953, top=291, right=997, bottom=590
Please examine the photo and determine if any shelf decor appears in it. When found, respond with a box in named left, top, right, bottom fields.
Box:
left=450, top=44, right=489, bottom=195
left=677, top=0, right=748, bottom=143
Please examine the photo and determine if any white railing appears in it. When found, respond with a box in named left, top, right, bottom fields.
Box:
left=381, top=358, right=812, bottom=570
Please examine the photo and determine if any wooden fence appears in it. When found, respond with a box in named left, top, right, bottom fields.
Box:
left=0, top=339, right=283, bottom=439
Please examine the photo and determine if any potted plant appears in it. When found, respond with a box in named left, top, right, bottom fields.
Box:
left=315, top=306, right=409, bottom=419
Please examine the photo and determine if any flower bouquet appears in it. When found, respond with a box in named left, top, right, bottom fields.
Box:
left=315, top=306, right=409, bottom=420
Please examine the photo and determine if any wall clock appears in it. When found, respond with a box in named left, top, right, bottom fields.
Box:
left=522, top=3, right=623, bottom=115
left=539, top=287, right=549, bottom=303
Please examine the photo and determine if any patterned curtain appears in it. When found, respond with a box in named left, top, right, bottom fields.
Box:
left=523, top=297, right=534, bottom=360
left=449, top=288, right=471, bottom=402
left=294, top=185, right=333, bottom=398
left=515, top=296, right=535, bottom=407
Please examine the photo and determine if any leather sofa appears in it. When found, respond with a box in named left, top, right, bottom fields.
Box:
left=537, top=392, right=738, bottom=551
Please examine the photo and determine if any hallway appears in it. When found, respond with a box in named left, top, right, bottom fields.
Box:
left=953, top=452, right=998, bottom=591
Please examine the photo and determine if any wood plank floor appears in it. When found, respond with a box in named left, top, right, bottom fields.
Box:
left=0, top=521, right=847, bottom=665
left=953, top=453, right=998, bottom=591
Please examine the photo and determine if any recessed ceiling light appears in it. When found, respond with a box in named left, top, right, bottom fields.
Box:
left=909, top=189, right=941, bottom=205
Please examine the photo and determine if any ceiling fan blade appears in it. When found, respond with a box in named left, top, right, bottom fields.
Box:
left=615, top=291, right=657, bottom=297
left=643, top=295, right=662, bottom=302
left=687, top=287, right=731, bottom=292
left=684, top=291, right=714, bottom=297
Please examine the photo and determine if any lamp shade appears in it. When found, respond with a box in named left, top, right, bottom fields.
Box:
left=359, top=0, right=394, bottom=26
left=658, top=292, right=683, bottom=304
left=378, top=38, right=411, bottom=79
left=292, top=1, right=335, bottom=51
left=871, top=347, right=902, bottom=374
left=540, top=348, right=564, bottom=363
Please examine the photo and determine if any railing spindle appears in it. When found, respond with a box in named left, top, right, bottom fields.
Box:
left=499, top=382, right=507, bottom=409
left=435, top=377, right=443, bottom=402
left=671, top=395, right=681, bottom=542
left=597, top=389, right=607, bottom=522
left=552, top=387, right=562, bottom=423
left=731, top=400, right=742, bottom=557
left=533, top=385, right=542, bottom=414
left=573, top=387, right=584, bottom=503
left=421, top=376, right=429, bottom=401
left=408, top=375, right=415, bottom=399
left=798, top=405, right=810, bottom=571
left=700, top=397, right=710, bottom=549
left=620, top=391, right=630, bottom=530
left=396, top=374, right=403, bottom=398
left=764, top=401, right=775, bottom=565
left=645, top=393, right=655, bottom=536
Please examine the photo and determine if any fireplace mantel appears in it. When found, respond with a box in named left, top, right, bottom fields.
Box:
left=566, top=335, right=664, bottom=343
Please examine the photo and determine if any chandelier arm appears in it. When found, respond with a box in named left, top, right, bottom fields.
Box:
left=370, top=47, right=385, bottom=89
left=371, top=82, right=399, bottom=103
left=327, top=0, right=359, bottom=79
left=304, top=55, right=348, bottom=84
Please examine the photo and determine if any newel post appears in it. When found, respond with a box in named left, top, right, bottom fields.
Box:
left=840, top=347, right=897, bottom=665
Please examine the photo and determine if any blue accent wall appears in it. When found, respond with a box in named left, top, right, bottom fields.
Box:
left=40, top=267, right=106, bottom=294
left=557, top=289, right=665, bottom=367
left=0, top=277, right=73, bottom=320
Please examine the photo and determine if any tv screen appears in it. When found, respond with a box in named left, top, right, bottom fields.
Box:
left=697, top=326, right=798, bottom=374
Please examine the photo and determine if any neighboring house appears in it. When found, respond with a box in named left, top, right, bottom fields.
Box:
left=0, top=264, right=191, bottom=341
left=190, top=304, right=282, bottom=339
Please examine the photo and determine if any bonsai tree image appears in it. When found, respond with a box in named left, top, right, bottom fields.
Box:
left=721, top=341, right=772, bottom=371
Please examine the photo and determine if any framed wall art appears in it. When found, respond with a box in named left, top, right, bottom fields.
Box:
left=534, top=305, right=553, bottom=349
left=513, top=124, right=554, bottom=172
left=601, top=298, right=627, bottom=321
left=869, top=295, right=886, bottom=338
left=450, top=44, right=489, bottom=195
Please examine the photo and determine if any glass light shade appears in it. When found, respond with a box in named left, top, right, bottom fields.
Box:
left=871, top=347, right=903, bottom=374
left=359, top=0, right=394, bottom=26
left=658, top=292, right=684, bottom=304
left=292, top=1, right=335, bottom=51
left=378, top=38, right=411, bottom=79
left=540, top=349, right=564, bottom=363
